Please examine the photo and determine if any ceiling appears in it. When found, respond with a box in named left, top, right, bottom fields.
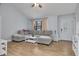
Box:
left=8, top=3, right=78, bottom=18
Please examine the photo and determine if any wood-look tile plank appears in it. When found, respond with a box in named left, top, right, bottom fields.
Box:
left=7, top=40, right=75, bottom=56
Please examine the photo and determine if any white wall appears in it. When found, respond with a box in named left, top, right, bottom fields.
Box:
left=26, top=19, right=32, bottom=30
left=0, top=4, right=28, bottom=40
left=75, top=4, right=79, bottom=34
left=76, top=21, right=79, bottom=34
left=47, top=16, right=58, bottom=40
left=0, top=16, right=1, bottom=39
left=48, top=16, right=57, bottom=31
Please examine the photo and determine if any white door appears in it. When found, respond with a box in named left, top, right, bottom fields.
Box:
left=59, top=16, right=74, bottom=41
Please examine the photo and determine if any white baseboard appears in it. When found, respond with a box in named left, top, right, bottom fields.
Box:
left=53, top=38, right=59, bottom=41
left=6, top=39, right=12, bottom=42
left=53, top=38, right=72, bottom=42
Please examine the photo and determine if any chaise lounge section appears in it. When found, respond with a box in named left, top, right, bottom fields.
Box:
left=12, top=29, right=53, bottom=45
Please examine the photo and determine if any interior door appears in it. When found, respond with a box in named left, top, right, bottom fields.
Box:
left=59, top=16, right=74, bottom=41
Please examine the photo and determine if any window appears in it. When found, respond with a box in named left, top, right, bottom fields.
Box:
left=34, top=20, right=42, bottom=32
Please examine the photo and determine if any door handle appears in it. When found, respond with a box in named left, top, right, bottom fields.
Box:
left=61, top=28, right=63, bottom=32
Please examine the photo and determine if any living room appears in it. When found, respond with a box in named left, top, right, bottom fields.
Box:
left=0, top=3, right=79, bottom=56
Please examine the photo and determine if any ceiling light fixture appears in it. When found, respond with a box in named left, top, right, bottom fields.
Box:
left=32, top=3, right=42, bottom=8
